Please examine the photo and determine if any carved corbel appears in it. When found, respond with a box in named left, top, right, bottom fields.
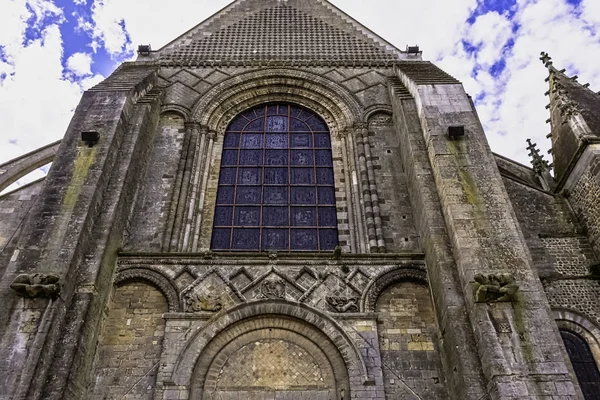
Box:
left=10, top=273, right=61, bottom=299
left=473, top=273, right=519, bottom=303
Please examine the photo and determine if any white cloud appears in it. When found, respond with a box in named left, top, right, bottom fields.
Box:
left=78, top=0, right=232, bottom=58
left=0, top=0, right=104, bottom=191
left=2, top=0, right=600, bottom=176
left=66, top=52, right=93, bottom=76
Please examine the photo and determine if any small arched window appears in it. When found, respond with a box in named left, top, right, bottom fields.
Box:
left=561, top=329, right=600, bottom=399
left=211, top=103, right=338, bottom=252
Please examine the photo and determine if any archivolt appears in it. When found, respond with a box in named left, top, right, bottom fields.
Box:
left=191, top=68, right=362, bottom=135
left=114, top=267, right=181, bottom=312
left=362, top=265, right=428, bottom=312
left=554, top=308, right=600, bottom=365
left=171, top=300, right=369, bottom=388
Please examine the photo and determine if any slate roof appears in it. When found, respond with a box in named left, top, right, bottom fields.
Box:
left=157, top=0, right=402, bottom=67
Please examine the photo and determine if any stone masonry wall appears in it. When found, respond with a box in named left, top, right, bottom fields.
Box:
left=502, top=177, right=578, bottom=277
left=0, top=180, right=43, bottom=278
left=570, top=168, right=600, bottom=255
left=368, top=113, right=420, bottom=252
left=543, top=279, right=600, bottom=327
left=376, top=281, right=447, bottom=400
left=125, top=113, right=185, bottom=251
left=540, top=236, right=597, bottom=276
left=92, top=282, right=168, bottom=400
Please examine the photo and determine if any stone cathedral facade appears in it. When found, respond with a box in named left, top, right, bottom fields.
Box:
left=1, top=1, right=600, bottom=399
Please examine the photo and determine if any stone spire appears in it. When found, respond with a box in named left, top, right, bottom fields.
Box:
left=541, top=51, right=600, bottom=182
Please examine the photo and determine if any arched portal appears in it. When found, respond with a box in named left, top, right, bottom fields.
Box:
left=169, top=301, right=369, bottom=400
left=561, top=329, right=600, bottom=399
left=190, top=315, right=350, bottom=400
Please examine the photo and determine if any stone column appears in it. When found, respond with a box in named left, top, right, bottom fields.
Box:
left=192, top=130, right=217, bottom=252
left=339, top=130, right=358, bottom=253
left=181, top=122, right=205, bottom=252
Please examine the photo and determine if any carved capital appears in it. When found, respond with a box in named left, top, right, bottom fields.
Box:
left=185, top=120, right=201, bottom=130
left=473, top=273, right=519, bottom=303
left=10, top=273, right=60, bottom=299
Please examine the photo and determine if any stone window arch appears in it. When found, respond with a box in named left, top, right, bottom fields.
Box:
left=210, top=102, right=339, bottom=252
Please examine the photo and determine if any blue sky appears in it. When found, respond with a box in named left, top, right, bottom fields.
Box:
left=1, top=0, right=600, bottom=191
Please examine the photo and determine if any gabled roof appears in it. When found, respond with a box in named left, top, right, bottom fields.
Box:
left=155, top=0, right=404, bottom=67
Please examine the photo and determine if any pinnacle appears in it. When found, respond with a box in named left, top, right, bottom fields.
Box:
left=526, top=138, right=551, bottom=174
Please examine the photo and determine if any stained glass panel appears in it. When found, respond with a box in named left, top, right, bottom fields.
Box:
left=222, top=150, right=239, bottom=166
left=246, top=119, right=264, bottom=132
left=291, top=134, right=312, bottom=148
left=264, top=187, right=288, bottom=204
left=223, top=133, right=240, bottom=148
left=236, top=186, right=262, bottom=204
left=265, top=150, right=288, bottom=165
left=316, top=168, right=334, bottom=185
left=238, top=168, right=262, bottom=185
left=291, top=187, right=316, bottom=204
left=235, top=207, right=260, bottom=226
left=216, top=187, right=234, bottom=204
left=266, top=134, right=288, bottom=149
left=232, top=228, right=260, bottom=249
left=263, top=207, right=289, bottom=226
left=266, top=116, right=287, bottom=132
left=241, top=134, right=263, bottom=148
left=291, top=150, right=313, bottom=166
left=291, top=229, right=318, bottom=250
left=212, top=103, right=339, bottom=251
left=290, top=168, right=314, bottom=185
left=219, top=168, right=237, bottom=184
left=214, top=206, right=233, bottom=226
left=264, top=168, right=288, bottom=185
left=291, top=207, right=316, bottom=226
left=263, top=229, right=289, bottom=250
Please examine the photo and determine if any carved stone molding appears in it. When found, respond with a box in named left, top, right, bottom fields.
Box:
left=10, top=273, right=60, bottom=299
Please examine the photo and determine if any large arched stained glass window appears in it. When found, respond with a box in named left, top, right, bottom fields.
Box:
left=561, top=329, right=600, bottom=399
left=211, top=103, right=339, bottom=252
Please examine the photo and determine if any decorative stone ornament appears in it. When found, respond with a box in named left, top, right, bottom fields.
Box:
left=10, top=273, right=60, bottom=299
left=326, top=296, right=359, bottom=313
left=259, top=277, right=286, bottom=299
left=473, top=273, right=519, bottom=303
left=183, top=292, right=223, bottom=313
